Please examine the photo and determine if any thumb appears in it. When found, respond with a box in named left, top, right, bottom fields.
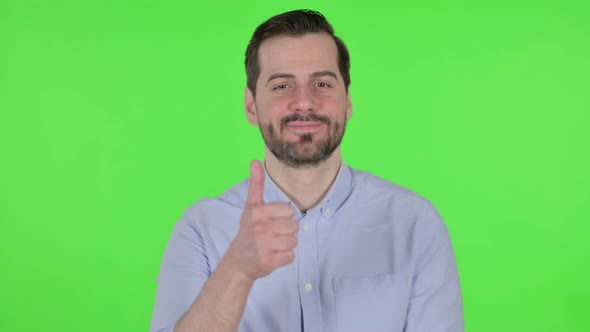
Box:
left=246, top=160, right=265, bottom=206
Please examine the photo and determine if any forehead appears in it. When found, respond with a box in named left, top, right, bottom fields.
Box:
left=257, top=33, right=339, bottom=79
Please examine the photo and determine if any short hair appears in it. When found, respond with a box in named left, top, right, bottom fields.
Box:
left=245, top=9, right=351, bottom=96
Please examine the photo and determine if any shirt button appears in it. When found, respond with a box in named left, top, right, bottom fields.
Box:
left=302, top=223, right=310, bottom=231
left=325, top=207, right=331, bottom=215
left=304, top=283, right=313, bottom=292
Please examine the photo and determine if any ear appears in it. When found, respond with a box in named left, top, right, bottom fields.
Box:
left=345, top=92, right=353, bottom=120
left=245, top=86, right=259, bottom=126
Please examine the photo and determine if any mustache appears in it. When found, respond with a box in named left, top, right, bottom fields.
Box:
left=280, top=113, right=331, bottom=129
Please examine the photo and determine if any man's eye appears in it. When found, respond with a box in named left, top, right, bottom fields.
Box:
left=316, top=82, right=331, bottom=88
left=274, top=84, right=288, bottom=90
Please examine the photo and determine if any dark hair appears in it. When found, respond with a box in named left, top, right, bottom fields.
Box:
left=245, top=9, right=350, bottom=96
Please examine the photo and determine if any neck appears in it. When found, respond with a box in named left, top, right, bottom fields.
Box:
left=264, top=147, right=342, bottom=212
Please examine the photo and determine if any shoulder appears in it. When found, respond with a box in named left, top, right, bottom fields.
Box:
left=348, top=166, right=446, bottom=235
left=349, top=166, right=450, bottom=256
left=350, top=167, right=434, bottom=212
left=352, top=168, right=420, bottom=196
left=181, top=178, right=249, bottom=225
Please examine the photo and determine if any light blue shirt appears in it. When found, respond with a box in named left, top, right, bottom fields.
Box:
left=150, top=163, right=463, bottom=332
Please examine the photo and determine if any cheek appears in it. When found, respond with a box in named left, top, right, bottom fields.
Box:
left=321, top=92, right=347, bottom=107
left=258, top=99, right=289, bottom=121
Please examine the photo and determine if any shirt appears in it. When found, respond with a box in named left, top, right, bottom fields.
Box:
left=150, top=163, right=464, bottom=332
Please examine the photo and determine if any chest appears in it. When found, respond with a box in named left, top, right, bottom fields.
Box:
left=239, top=209, right=414, bottom=332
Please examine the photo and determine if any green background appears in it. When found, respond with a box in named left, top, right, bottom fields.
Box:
left=1, top=1, right=588, bottom=331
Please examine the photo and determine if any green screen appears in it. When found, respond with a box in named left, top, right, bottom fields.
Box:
left=1, top=1, right=588, bottom=331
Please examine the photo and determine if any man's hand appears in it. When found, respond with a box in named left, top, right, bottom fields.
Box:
left=173, top=161, right=298, bottom=332
left=225, top=160, right=299, bottom=282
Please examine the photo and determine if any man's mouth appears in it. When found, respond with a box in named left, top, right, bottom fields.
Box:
left=285, top=121, right=324, bottom=132
left=281, top=114, right=330, bottom=132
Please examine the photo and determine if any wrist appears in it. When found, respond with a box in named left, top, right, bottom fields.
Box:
left=217, top=252, right=257, bottom=287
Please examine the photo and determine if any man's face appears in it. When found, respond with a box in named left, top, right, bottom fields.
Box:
left=245, top=33, right=352, bottom=168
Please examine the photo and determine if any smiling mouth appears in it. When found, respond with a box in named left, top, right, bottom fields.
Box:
left=281, top=114, right=330, bottom=130
left=285, top=121, right=324, bottom=132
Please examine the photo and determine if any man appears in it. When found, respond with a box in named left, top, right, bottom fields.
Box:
left=150, top=9, right=463, bottom=332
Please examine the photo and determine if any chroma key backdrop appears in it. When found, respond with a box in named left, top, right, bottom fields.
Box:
left=1, top=1, right=588, bottom=331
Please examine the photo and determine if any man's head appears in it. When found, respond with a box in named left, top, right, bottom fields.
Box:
left=244, top=10, right=353, bottom=168
left=245, top=10, right=351, bottom=97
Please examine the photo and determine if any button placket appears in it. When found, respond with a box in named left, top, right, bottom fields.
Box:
left=297, top=212, right=322, bottom=330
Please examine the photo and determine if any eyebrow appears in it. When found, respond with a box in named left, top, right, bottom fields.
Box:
left=265, top=71, right=339, bottom=86
left=310, top=71, right=338, bottom=81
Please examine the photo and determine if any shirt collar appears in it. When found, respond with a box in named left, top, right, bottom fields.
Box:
left=261, top=161, right=353, bottom=220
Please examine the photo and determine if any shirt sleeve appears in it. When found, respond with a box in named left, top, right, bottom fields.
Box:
left=149, top=211, right=211, bottom=332
left=403, top=202, right=464, bottom=332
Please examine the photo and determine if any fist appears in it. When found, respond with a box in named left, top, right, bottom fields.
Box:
left=226, top=160, right=299, bottom=281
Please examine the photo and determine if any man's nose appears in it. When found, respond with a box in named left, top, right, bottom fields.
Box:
left=289, top=86, right=318, bottom=113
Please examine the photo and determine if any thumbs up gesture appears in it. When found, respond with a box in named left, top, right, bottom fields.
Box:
left=225, top=160, right=299, bottom=282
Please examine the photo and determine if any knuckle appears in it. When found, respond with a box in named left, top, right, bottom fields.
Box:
left=253, top=222, right=268, bottom=235
left=273, top=202, right=295, bottom=216
left=284, top=204, right=296, bottom=216
left=260, top=254, right=274, bottom=267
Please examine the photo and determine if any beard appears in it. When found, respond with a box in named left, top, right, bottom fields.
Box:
left=258, top=112, right=346, bottom=168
